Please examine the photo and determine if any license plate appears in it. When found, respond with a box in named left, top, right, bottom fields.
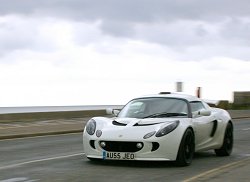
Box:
left=102, top=151, right=135, bottom=160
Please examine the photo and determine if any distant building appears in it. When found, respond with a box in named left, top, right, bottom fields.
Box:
left=196, top=87, right=201, bottom=98
left=176, top=82, right=183, bottom=92
left=233, top=91, right=250, bottom=107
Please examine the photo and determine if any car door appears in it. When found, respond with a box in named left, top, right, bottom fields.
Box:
left=190, top=101, right=216, bottom=150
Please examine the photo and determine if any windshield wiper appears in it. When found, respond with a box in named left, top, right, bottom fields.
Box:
left=143, top=112, right=187, bottom=118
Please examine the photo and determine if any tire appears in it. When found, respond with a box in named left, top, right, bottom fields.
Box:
left=175, top=128, right=195, bottom=167
left=215, top=122, right=233, bottom=156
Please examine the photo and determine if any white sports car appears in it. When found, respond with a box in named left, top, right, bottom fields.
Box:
left=83, top=93, right=233, bottom=166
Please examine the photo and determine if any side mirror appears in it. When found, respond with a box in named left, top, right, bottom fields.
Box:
left=198, top=110, right=211, bottom=116
left=192, top=109, right=211, bottom=118
left=106, top=108, right=113, bottom=115
left=106, top=108, right=120, bottom=116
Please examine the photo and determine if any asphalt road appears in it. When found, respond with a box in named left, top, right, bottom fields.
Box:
left=0, top=119, right=249, bottom=182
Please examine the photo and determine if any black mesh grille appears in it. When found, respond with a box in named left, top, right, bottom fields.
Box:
left=100, top=141, right=143, bottom=152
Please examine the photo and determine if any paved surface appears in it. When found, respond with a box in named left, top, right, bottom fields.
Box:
left=0, top=113, right=250, bottom=182
left=0, top=119, right=249, bottom=181
left=0, top=118, right=89, bottom=140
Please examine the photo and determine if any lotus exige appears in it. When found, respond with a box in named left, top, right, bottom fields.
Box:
left=83, top=93, right=233, bottom=166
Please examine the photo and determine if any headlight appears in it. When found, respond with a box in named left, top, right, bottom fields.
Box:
left=86, top=119, right=96, bottom=135
left=143, top=131, right=156, bottom=139
left=156, top=120, right=180, bottom=137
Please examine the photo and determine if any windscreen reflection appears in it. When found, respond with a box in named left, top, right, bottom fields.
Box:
left=118, top=98, right=188, bottom=119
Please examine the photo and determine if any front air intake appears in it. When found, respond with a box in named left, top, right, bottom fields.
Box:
left=100, top=141, right=144, bottom=152
left=89, top=140, right=96, bottom=149
left=151, top=142, right=160, bottom=151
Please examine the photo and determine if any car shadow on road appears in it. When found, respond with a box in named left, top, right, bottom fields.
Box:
left=86, top=159, right=175, bottom=168
left=194, top=151, right=217, bottom=159
left=84, top=151, right=218, bottom=168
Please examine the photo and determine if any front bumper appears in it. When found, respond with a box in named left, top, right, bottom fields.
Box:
left=83, top=130, right=183, bottom=161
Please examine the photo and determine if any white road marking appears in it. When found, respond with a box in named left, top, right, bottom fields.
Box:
left=242, top=128, right=250, bottom=131
left=184, top=157, right=250, bottom=182
left=0, top=177, right=27, bottom=182
left=0, top=153, right=85, bottom=170
left=0, top=177, right=38, bottom=182
left=0, top=121, right=82, bottom=129
left=0, top=132, right=82, bottom=141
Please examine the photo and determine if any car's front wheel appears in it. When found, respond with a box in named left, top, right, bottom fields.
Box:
left=175, top=128, right=195, bottom=166
left=215, top=122, right=233, bottom=156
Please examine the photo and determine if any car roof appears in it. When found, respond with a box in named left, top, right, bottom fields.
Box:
left=134, top=92, right=201, bottom=102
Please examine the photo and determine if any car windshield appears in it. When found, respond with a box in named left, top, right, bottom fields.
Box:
left=118, top=97, right=189, bottom=119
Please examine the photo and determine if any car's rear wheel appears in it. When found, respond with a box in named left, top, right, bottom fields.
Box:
left=175, top=128, right=195, bottom=166
left=215, top=122, right=233, bottom=156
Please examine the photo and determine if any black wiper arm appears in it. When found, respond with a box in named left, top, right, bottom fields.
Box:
left=143, top=112, right=187, bottom=118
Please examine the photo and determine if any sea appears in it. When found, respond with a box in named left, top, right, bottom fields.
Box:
left=0, top=105, right=123, bottom=114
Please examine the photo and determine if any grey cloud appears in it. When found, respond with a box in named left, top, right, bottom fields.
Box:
left=0, top=17, right=57, bottom=58
left=1, top=0, right=250, bottom=37
left=1, top=0, right=250, bottom=22
left=100, top=20, right=135, bottom=37
left=0, top=19, right=34, bottom=56
left=220, top=18, right=250, bottom=46
left=134, top=21, right=216, bottom=47
left=1, top=0, right=250, bottom=60
left=72, top=22, right=101, bottom=46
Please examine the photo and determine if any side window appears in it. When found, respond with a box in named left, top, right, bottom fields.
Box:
left=190, top=101, right=206, bottom=112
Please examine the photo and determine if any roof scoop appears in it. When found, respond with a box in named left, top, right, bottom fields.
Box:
left=159, top=92, right=171, bottom=94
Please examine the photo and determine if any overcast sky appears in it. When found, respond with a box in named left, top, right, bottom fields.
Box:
left=0, top=0, right=250, bottom=106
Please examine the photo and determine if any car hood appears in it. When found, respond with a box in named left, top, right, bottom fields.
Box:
left=93, top=116, right=187, bottom=129
left=91, top=117, right=188, bottom=140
